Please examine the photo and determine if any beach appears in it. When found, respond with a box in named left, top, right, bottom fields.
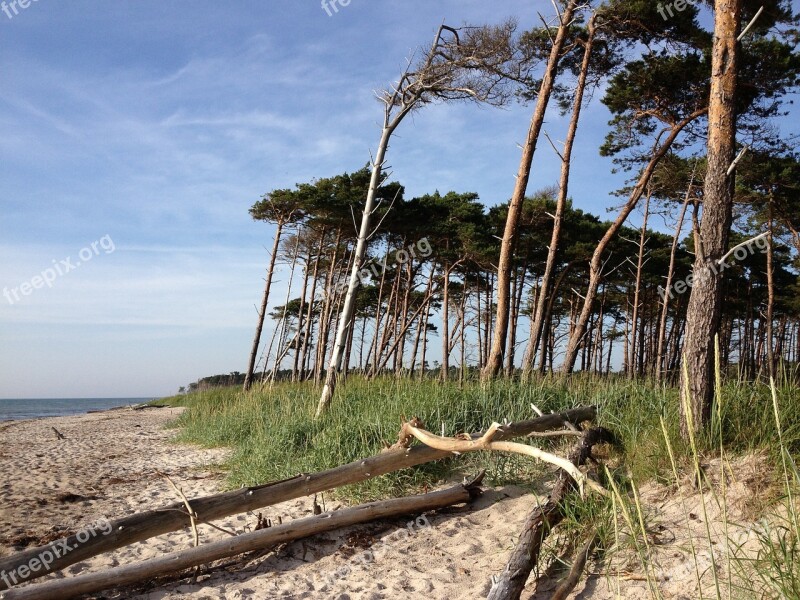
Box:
left=0, top=407, right=546, bottom=598
left=0, top=407, right=774, bottom=599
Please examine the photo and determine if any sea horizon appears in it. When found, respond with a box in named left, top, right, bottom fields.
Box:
left=0, top=397, right=157, bottom=422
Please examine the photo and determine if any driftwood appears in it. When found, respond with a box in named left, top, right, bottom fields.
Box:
left=550, top=530, right=599, bottom=600
left=0, top=406, right=595, bottom=588
left=486, top=427, right=614, bottom=600
left=399, top=419, right=607, bottom=497
left=0, top=479, right=482, bottom=600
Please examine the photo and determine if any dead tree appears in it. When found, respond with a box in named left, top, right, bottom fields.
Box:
left=0, top=407, right=596, bottom=588
left=316, top=21, right=531, bottom=415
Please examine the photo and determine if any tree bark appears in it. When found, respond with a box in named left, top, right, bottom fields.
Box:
left=483, top=0, right=579, bottom=379
left=680, top=0, right=740, bottom=436
left=243, top=220, right=284, bottom=390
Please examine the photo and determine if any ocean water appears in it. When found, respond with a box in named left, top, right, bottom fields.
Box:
left=0, top=398, right=154, bottom=421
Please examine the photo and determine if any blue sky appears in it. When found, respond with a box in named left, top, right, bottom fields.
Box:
left=1, top=1, right=786, bottom=398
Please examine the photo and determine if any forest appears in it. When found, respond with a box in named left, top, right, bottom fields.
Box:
left=240, top=0, right=800, bottom=439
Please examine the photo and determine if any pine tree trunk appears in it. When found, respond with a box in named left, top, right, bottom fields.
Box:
left=561, top=108, right=706, bottom=373
left=656, top=196, right=691, bottom=380
left=314, top=228, right=342, bottom=384
left=243, top=220, right=284, bottom=390
left=483, top=0, right=579, bottom=380
left=299, top=230, right=325, bottom=379
left=766, top=200, right=775, bottom=378
left=630, top=193, right=651, bottom=377
left=292, top=249, right=311, bottom=382
left=409, top=267, right=434, bottom=377
left=523, top=13, right=596, bottom=380
left=366, top=253, right=390, bottom=372
left=269, top=234, right=302, bottom=383
left=441, top=262, right=451, bottom=381
left=680, top=0, right=740, bottom=436
left=317, top=126, right=395, bottom=415
left=538, top=262, right=574, bottom=374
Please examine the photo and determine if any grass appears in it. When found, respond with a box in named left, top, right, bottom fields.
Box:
left=158, top=372, right=800, bottom=597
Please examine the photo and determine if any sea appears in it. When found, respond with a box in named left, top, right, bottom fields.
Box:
left=0, top=398, right=155, bottom=421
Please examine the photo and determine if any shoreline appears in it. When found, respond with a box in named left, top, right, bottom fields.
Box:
left=0, top=398, right=164, bottom=423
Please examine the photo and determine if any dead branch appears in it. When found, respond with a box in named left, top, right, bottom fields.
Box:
left=157, top=471, right=199, bottom=548
left=486, top=427, right=615, bottom=600
left=549, top=530, right=599, bottom=600
left=399, top=421, right=607, bottom=497
left=0, top=407, right=596, bottom=589
left=0, top=481, right=482, bottom=600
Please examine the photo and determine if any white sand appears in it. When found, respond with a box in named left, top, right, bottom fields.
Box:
left=0, top=408, right=776, bottom=599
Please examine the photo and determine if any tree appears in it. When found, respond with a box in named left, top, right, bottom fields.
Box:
left=484, top=0, right=581, bottom=379
left=524, top=10, right=602, bottom=379
left=561, top=48, right=711, bottom=372
left=243, top=192, right=304, bottom=391
left=316, top=22, right=526, bottom=416
left=680, top=0, right=800, bottom=435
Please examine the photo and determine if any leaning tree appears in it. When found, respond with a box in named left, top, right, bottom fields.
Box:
left=316, top=21, right=534, bottom=416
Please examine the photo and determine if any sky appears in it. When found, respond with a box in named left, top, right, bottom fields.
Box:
left=0, top=1, right=793, bottom=399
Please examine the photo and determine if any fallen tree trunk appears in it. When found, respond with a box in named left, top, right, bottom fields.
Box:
left=0, top=406, right=595, bottom=588
left=549, top=530, right=599, bottom=600
left=0, top=480, right=481, bottom=600
left=486, top=427, right=613, bottom=600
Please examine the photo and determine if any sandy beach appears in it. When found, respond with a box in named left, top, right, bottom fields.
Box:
left=0, top=408, right=775, bottom=599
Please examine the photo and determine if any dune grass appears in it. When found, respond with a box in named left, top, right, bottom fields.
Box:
left=155, top=372, right=800, bottom=598
left=158, top=373, right=798, bottom=502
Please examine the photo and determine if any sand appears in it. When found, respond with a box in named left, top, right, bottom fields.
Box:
left=0, top=408, right=777, bottom=599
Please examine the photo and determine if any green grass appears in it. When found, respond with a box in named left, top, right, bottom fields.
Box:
left=157, top=372, right=800, bottom=597
left=158, top=374, right=798, bottom=502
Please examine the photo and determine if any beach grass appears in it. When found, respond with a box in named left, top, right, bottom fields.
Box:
left=156, top=372, right=800, bottom=598
left=157, top=373, right=798, bottom=502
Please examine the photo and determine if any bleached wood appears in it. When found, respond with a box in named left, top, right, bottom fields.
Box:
left=0, top=407, right=596, bottom=589
left=400, top=421, right=606, bottom=497
left=0, top=483, right=477, bottom=600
